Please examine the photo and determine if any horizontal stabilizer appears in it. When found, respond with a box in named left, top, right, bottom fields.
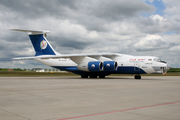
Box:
left=10, top=29, right=50, bottom=35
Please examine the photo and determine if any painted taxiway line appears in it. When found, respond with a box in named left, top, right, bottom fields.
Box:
left=58, top=101, right=180, bottom=120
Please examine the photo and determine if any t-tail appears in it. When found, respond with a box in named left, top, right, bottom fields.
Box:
left=11, top=29, right=60, bottom=56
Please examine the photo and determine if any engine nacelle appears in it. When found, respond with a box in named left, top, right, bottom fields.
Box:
left=88, top=61, right=104, bottom=72
left=103, top=61, right=118, bottom=71
left=77, top=61, right=104, bottom=72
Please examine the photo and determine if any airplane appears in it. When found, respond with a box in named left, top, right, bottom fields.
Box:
left=11, top=29, right=171, bottom=79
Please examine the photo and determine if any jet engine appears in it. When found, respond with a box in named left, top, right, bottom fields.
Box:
left=77, top=61, right=104, bottom=72
left=103, top=61, right=118, bottom=71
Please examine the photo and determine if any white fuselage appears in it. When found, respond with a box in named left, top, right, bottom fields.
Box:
left=35, top=54, right=170, bottom=74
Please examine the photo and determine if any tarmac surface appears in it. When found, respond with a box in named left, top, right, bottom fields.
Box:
left=0, top=76, right=180, bottom=120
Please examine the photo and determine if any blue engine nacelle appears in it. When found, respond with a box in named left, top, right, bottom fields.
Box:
left=103, top=61, right=118, bottom=71
left=88, top=61, right=104, bottom=72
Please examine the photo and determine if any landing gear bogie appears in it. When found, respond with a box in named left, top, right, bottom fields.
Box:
left=99, top=75, right=105, bottom=78
left=81, top=74, right=106, bottom=79
left=134, top=75, right=141, bottom=79
left=81, top=74, right=88, bottom=78
left=90, top=75, right=98, bottom=78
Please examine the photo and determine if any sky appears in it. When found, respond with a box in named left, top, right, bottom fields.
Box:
left=0, top=0, right=180, bottom=69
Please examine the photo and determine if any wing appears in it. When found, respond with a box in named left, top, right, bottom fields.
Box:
left=13, top=53, right=122, bottom=64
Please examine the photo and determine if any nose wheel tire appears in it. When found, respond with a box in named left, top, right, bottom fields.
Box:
left=134, top=75, right=141, bottom=79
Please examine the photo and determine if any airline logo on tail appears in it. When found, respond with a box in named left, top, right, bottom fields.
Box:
left=40, top=40, right=47, bottom=49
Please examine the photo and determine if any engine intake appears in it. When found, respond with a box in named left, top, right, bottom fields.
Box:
left=103, top=61, right=118, bottom=71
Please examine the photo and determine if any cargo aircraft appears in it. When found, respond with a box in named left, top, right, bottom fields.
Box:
left=11, top=29, right=171, bottom=79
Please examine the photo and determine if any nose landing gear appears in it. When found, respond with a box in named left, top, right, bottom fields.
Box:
left=134, top=74, right=141, bottom=79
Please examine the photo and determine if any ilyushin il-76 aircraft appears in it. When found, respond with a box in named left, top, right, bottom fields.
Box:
left=11, top=29, right=171, bottom=79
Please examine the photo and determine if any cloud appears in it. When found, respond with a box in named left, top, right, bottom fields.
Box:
left=88, top=0, right=155, bottom=21
left=0, top=0, right=180, bottom=68
left=133, top=34, right=175, bottom=51
left=150, top=14, right=166, bottom=21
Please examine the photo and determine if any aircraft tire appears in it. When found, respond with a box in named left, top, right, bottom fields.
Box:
left=81, top=75, right=88, bottom=78
left=134, top=75, right=141, bottom=79
left=90, top=75, right=97, bottom=78
left=99, top=75, right=105, bottom=78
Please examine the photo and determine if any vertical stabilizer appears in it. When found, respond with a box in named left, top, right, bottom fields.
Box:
left=29, top=34, right=56, bottom=56
left=11, top=29, right=60, bottom=56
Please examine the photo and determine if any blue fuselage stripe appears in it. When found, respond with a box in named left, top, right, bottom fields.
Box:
left=52, top=66, right=147, bottom=75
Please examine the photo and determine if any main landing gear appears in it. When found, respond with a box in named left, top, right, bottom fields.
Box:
left=81, top=75, right=106, bottom=78
left=134, top=74, right=141, bottom=79
left=81, top=74, right=88, bottom=78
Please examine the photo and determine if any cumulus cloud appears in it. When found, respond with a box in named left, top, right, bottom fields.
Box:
left=133, top=34, right=174, bottom=51
left=150, top=14, right=166, bottom=21
left=0, top=0, right=180, bottom=68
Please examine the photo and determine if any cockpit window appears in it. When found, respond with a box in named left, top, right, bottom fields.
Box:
left=153, top=58, right=159, bottom=61
left=153, top=58, right=166, bottom=63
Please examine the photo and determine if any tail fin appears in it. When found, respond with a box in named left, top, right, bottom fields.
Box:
left=11, top=29, right=59, bottom=56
